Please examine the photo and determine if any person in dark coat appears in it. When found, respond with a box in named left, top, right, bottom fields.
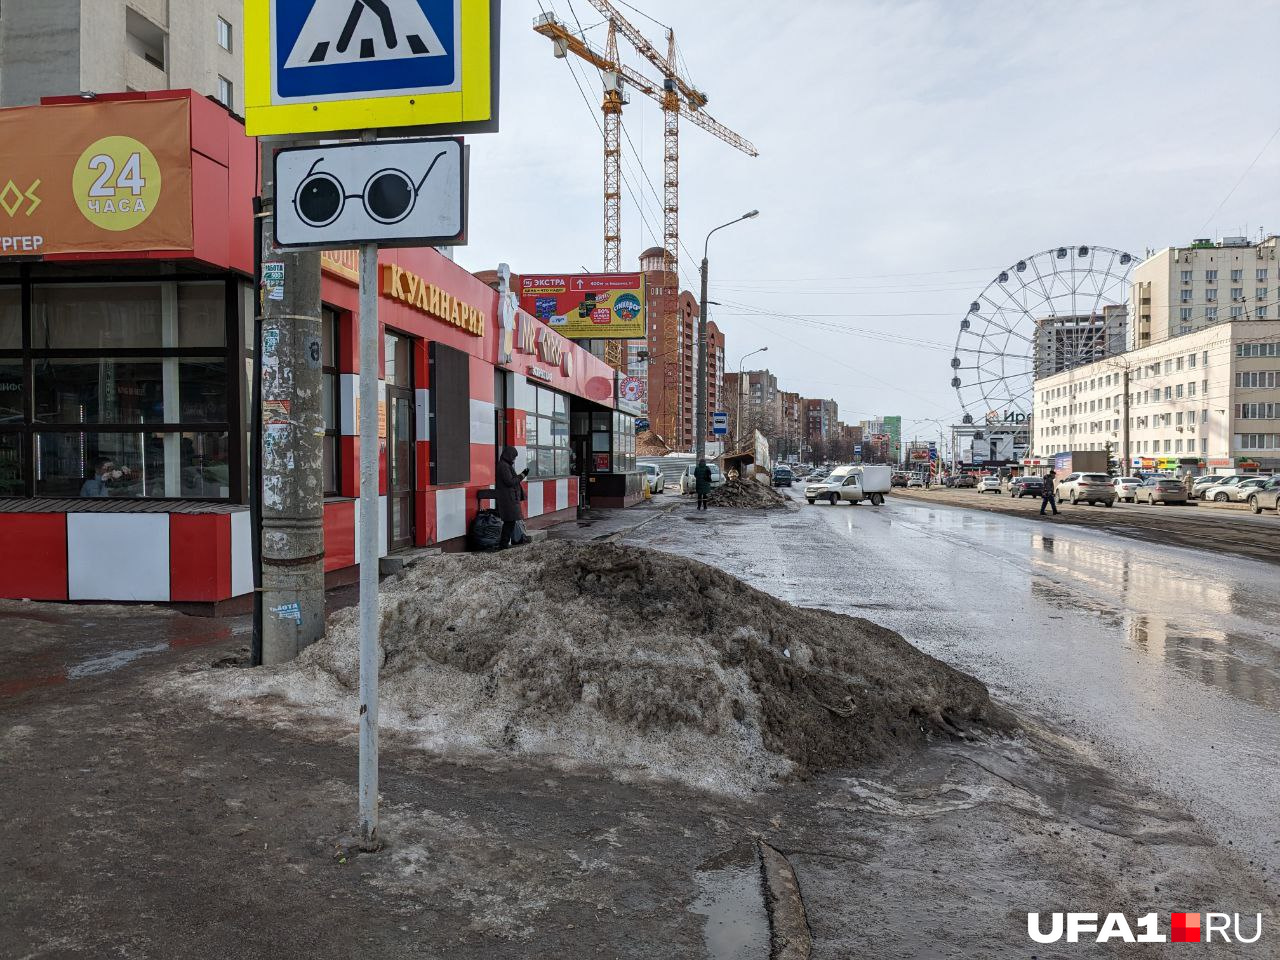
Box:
left=496, top=446, right=528, bottom=547
left=693, top=458, right=713, bottom=511
left=1040, top=469, right=1059, bottom=516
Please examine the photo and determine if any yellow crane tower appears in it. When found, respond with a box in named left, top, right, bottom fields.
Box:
left=533, top=4, right=757, bottom=380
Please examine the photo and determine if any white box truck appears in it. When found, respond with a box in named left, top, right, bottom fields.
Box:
left=804, top=464, right=892, bottom=506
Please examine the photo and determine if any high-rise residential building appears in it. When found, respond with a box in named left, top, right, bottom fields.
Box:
left=1033, top=320, right=1280, bottom=472
left=1034, top=304, right=1128, bottom=378
left=1130, top=235, right=1278, bottom=349
left=705, top=318, right=725, bottom=438
left=805, top=398, right=838, bottom=452
left=0, top=1, right=244, bottom=113
left=778, top=391, right=804, bottom=460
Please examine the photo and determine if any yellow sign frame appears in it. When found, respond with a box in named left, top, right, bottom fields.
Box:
left=244, top=0, right=497, bottom=138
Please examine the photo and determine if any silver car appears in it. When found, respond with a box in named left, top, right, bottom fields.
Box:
left=1057, top=472, right=1116, bottom=506
left=1203, top=476, right=1271, bottom=503
left=1112, top=477, right=1142, bottom=503
left=1134, top=476, right=1188, bottom=505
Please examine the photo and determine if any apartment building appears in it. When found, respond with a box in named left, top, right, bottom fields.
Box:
left=0, top=1, right=243, bottom=113
left=1034, top=304, right=1127, bottom=378
left=1033, top=321, right=1280, bottom=471
left=1130, top=236, right=1278, bottom=348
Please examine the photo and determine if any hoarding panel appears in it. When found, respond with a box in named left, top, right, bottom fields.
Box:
left=0, top=98, right=193, bottom=258
left=516, top=272, right=645, bottom=340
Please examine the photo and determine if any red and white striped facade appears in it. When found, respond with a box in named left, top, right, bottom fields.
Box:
left=0, top=249, right=616, bottom=605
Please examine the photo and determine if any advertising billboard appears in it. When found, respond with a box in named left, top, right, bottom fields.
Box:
left=0, top=98, right=194, bottom=258
left=517, top=272, right=646, bottom=340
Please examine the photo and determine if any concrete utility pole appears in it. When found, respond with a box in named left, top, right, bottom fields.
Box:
left=257, top=140, right=327, bottom=665
left=1121, top=366, right=1131, bottom=472
left=696, top=210, right=757, bottom=461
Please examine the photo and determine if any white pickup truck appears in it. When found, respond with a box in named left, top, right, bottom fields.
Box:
left=804, top=464, right=892, bottom=506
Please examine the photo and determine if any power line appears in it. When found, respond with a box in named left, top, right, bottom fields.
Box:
left=1201, top=118, right=1280, bottom=231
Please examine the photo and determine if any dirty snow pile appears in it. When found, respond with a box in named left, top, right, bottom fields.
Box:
left=183, top=541, right=1001, bottom=794
left=707, top=478, right=790, bottom=510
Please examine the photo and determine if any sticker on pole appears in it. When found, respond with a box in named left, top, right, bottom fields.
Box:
left=274, top=137, right=466, bottom=249
left=244, top=0, right=499, bottom=138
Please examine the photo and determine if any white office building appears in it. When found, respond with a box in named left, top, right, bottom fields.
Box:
left=1033, top=321, right=1280, bottom=472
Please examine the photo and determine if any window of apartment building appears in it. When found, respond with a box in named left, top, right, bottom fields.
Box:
left=1230, top=306, right=1244, bottom=319
left=1205, top=270, right=1217, bottom=282
left=1176, top=412, right=1183, bottom=426
left=1188, top=353, right=1196, bottom=369
left=1163, top=359, right=1172, bottom=374
left=1175, top=439, right=1183, bottom=453
left=1163, top=439, right=1172, bottom=452
left=1201, top=409, right=1208, bottom=423
left=1257, top=287, right=1269, bottom=300
left=1202, top=378, right=1208, bottom=393
left=1230, top=269, right=1243, bottom=282
left=126, top=8, right=167, bottom=70
left=1236, top=342, right=1280, bottom=358
left=1205, top=289, right=1217, bottom=302
left=1187, top=381, right=1196, bottom=397
left=1257, top=268, right=1269, bottom=282
left=1180, top=270, right=1193, bottom=283
left=217, top=76, right=234, bottom=108
left=1163, top=386, right=1172, bottom=400
left=1201, top=437, right=1207, bottom=454
left=1236, top=433, right=1280, bottom=450
left=1176, top=357, right=1184, bottom=371
left=1237, top=370, right=1279, bottom=389
left=1178, top=307, right=1193, bottom=323
left=1230, top=287, right=1244, bottom=301
left=1206, top=306, right=1218, bottom=321
left=1179, top=289, right=1193, bottom=303
left=217, top=16, right=233, bottom=51
left=1203, top=350, right=1209, bottom=365
left=1175, top=384, right=1183, bottom=399
left=1260, top=307, right=1270, bottom=319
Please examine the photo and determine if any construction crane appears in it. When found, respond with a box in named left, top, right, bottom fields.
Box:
left=533, top=5, right=758, bottom=276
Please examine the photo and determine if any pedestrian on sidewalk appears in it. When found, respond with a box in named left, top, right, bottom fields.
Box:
left=694, top=458, right=713, bottom=511
left=496, top=445, right=529, bottom=548
left=1040, top=469, right=1059, bottom=516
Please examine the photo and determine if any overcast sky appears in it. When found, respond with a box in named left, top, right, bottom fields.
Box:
left=456, top=0, right=1280, bottom=441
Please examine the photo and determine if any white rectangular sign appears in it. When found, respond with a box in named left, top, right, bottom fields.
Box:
left=274, top=137, right=466, bottom=249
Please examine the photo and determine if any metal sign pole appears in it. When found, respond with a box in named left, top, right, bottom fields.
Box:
left=357, top=235, right=380, bottom=845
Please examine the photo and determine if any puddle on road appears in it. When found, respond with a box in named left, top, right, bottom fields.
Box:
left=688, top=842, right=769, bottom=960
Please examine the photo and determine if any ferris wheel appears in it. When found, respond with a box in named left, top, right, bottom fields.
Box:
left=949, top=245, right=1140, bottom=426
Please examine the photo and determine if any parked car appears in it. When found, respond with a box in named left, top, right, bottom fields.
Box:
left=1203, top=475, right=1271, bottom=503
left=907, top=476, right=926, bottom=489
left=1057, top=472, right=1115, bottom=506
left=1009, top=476, right=1044, bottom=499
left=1191, top=475, right=1224, bottom=500
left=1112, top=477, right=1142, bottom=503
left=1134, top=476, right=1188, bottom=505
left=772, top=467, right=794, bottom=487
left=1246, top=476, right=1280, bottom=515
left=951, top=474, right=976, bottom=488
left=890, top=472, right=909, bottom=488
left=679, top=463, right=725, bottom=494
left=1198, top=475, right=1250, bottom=502
left=638, top=462, right=664, bottom=495
left=977, top=476, right=1003, bottom=493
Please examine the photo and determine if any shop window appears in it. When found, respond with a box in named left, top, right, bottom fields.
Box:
left=525, top=384, right=570, bottom=479
left=428, top=341, right=469, bottom=486
left=178, top=282, right=227, bottom=347
left=0, top=362, right=23, bottom=422
left=0, top=287, right=19, bottom=349
left=35, top=358, right=165, bottom=423
left=384, top=329, right=411, bottom=387
left=32, top=284, right=164, bottom=349
left=0, top=434, right=22, bottom=496
left=33, top=430, right=230, bottom=499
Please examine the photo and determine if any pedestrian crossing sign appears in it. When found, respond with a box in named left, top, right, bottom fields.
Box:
left=245, top=0, right=498, bottom=137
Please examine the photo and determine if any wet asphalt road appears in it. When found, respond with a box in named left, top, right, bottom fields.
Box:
left=635, top=489, right=1280, bottom=878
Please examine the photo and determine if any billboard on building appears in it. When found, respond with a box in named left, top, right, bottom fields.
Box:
left=516, top=273, right=646, bottom=340
left=0, top=98, right=194, bottom=257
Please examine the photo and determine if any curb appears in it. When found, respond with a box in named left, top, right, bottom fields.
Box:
left=758, top=839, right=812, bottom=960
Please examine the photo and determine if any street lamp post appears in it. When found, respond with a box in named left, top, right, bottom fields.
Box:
left=734, top=346, right=768, bottom=450
left=697, top=210, right=758, bottom=461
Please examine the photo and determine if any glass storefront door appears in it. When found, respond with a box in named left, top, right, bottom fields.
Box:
left=384, top=331, right=415, bottom=551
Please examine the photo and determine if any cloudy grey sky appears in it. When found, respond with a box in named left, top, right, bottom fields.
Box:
left=457, top=0, right=1280, bottom=440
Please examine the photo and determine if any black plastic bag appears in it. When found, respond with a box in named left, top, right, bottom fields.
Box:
left=469, top=509, right=503, bottom=550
